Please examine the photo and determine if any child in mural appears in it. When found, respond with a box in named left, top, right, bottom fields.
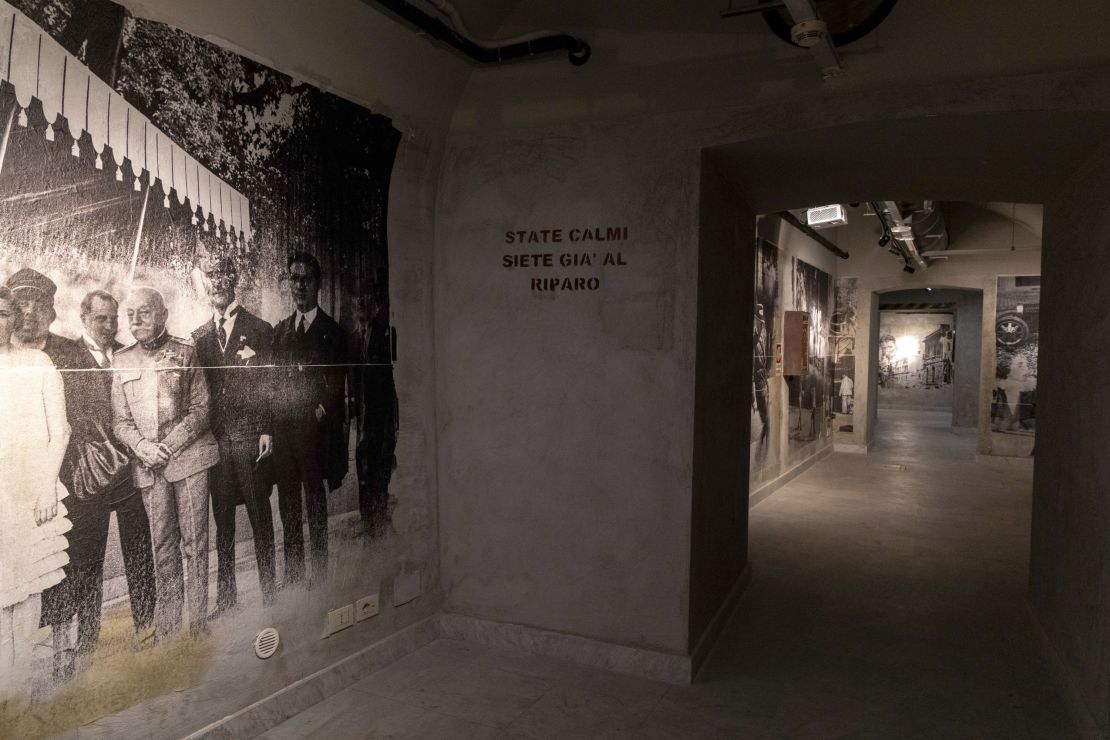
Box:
left=992, top=352, right=1037, bottom=433
left=0, top=285, right=73, bottom=699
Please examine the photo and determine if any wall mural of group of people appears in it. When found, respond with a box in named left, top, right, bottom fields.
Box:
left=751, top=238, right=780, bottom=470
left=0, top=0, right=403, bottom=726
left=787, top=256, right=832, bottom=447
left=0, top=256, right=396, bottom=689
left=749, top=234, right=835, bottom=484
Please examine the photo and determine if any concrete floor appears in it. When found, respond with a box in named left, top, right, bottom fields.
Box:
left=260, top=409, right=1074, bottom=739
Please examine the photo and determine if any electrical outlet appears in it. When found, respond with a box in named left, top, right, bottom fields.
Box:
left=326, top=604, right=354, bottom=636
left=355, top=594, right=379, bottom=622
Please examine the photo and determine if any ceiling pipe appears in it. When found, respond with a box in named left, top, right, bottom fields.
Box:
left=366, top=0, right=591, bottom=66
left=427, top=0, right=566, bottom=48
left=720, top=1, right=786, bottom=18
left=778, top=210, right=850, bottom=260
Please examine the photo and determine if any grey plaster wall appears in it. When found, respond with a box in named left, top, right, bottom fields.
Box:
left=952, top=293, right=983, bottom=428
left=689, top=156, right=753, bottom=652
left=435, top=127, right=699, bottom=654
left=437, top=71, right=1107, bottom=664
left=1031, top=138, right=1110, bottom=735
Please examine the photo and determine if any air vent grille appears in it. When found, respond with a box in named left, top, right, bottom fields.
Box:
left=806, top=204, right=847, bottom=229
left=254, top=627, right=281, bottom=660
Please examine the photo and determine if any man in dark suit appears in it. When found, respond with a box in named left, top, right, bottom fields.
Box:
left=192, top=255, right=277, bottom=613
left=67, top=290, right=157, bottom=649
left=271, top=252, right=348, bottom=587
left=349, top=290, right=398, bottom=538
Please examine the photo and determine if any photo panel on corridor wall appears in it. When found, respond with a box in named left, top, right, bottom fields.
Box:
left=751, top=238, right=780, bottom=469
left=877, top=312, right=955, bottom=394
left=832, top=277, right=857, bottom=425
left=0, top=0, right=403, bottom=731
left=787, top=256, right=831, bottom=445
left=992, top=276, right=1039, bottom=439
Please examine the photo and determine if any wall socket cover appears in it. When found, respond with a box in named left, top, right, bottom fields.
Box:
left=326, top=604, right=354, bottom=636
left=355, top=594, right=380, bottom=622
left=393, top=571, right=422, bottom=607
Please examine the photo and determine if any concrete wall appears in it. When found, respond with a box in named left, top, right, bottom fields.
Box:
left=436, top=71, right=1108, bottom=667
left=1031, top=138, right=1110, bottom=736
left=952, top=293, right=984, bottom=428
left=435, top=124, right=699, bottom=654
left=689, top=156, right=752, bottom=653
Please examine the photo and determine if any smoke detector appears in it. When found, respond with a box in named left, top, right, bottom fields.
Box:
left=790, top=19, right=829, bottom=48
left=254, top=627, right=281, bottom=660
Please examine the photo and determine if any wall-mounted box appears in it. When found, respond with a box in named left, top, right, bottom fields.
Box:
left=783, top=311, right=809, bottom=376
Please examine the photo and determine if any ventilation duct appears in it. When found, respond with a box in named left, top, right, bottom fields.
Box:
left=907, top=202, right=949, bottom=253
left=872, top=201, right=949, bottom=271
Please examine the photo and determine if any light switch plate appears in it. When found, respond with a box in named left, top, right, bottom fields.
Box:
left=355, top=594, right=379, bottom=622
left=326, top=604, right=354, bottom=636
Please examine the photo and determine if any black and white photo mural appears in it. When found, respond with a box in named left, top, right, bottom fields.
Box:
left=992, top=276, right=1039, bottom=443
left=787, top=257, right=831, bottom=446
left=876, top=312, right=955, bottom=409
left=0, top=0, right=405, bottom=732
left=751, top=238, right=780, bottom=469
left=832, top=277, right=857, bottom=428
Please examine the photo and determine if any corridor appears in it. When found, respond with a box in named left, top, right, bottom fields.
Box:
left=261, top=409, right=1072, bottom=739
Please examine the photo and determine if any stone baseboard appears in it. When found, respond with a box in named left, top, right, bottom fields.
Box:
left=750, top=444, right=833, bottom=508
left=1027, top=603, right=1104, bottom=740
left=833, top=440, right=874, bottom=453
left=188, top=605, right=715, bottom=738
left=689, top=562, right=752, bottom=678
left=437, top=612, right=693, bottom=684
left=185, top=615, right=440, bottom=740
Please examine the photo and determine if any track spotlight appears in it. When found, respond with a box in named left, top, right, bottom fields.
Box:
left=903, top=264, right=915, bottom=274
left=878, top=233, right=891, bottom=247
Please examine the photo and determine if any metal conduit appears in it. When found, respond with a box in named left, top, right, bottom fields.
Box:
left=367, top=0, right=591, bottom=66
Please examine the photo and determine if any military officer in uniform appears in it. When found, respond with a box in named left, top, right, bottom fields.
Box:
left=112, top=287, right=218, bottom=639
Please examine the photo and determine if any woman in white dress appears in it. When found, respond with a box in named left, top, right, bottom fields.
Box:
left=0, top=284, right=71, bottom=698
